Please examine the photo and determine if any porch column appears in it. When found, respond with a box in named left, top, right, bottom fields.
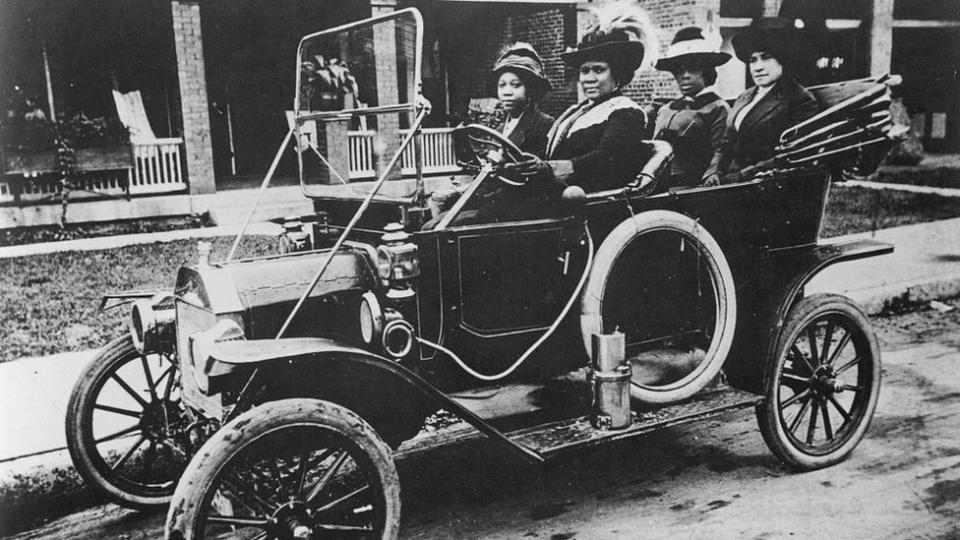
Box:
left=868, top=0, right=894, bottom=77
left=171, top=0, right=216, bottom=194
left=371, top=0, right=402, bottom=180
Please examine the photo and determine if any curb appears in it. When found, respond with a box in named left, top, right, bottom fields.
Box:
left=0, top=450, right=99, bottom=537
left=846, top=273, right=960, bottom=315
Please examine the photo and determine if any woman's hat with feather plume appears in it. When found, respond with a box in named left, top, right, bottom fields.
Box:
left=561, top=1, right=659, bottom=78
left=488, top=42, right=551, bottom=98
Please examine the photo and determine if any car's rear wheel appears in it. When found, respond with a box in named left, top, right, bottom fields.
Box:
left=65, top=335, right=190, bottom=509
left=756, top=294, right=881, bottom=470
left=581, top=210, right=736, bottom=405
left=166, top=398, right=400, bottom=540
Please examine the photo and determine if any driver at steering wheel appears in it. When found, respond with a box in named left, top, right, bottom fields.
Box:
left=428, top=43, right=555, bottom=227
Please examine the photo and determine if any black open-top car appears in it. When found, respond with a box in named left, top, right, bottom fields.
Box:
left=63, top=9, right=903, bottom=540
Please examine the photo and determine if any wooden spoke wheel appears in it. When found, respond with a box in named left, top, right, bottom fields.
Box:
left=757, top=294, right=881, bottom=470
left=166, top=399, right=400, bottom=540
left=65, top=335, right=191, bottom=509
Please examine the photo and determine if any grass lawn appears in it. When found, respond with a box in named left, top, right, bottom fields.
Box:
left=0, top=214, right=212, bottom=247
left=0, top=236, right=275, bottom=362
left=870, top=155, right=960, bottom=189
left=1, top=185, right=958, bottom=362
left=821, top=185, right=960, bottom=237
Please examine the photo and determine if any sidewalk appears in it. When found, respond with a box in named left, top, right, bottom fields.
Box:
left=807, top=217, right=960, bottom=312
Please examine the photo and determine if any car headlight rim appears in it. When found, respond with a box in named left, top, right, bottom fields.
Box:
left=359, top=291, right=384, bottom=345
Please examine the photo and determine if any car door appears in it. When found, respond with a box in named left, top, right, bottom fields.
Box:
left=427, top=217, right=587, bottom=376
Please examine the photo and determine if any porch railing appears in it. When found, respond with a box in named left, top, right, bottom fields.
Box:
left=0, top=138, right=185, bottom=203
left=129, top=138, right=186, bottom=194
left=347, top=127, right=458, bottom=180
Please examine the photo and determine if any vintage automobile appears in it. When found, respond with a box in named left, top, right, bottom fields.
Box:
left=63, top=8, right=903, bottom=540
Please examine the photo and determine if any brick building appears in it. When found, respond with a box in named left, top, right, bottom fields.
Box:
left=1, top=0, right=957, bottom=199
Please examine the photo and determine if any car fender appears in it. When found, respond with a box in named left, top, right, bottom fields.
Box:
left=98, top=289, right=172, bottom=311
left=724, top=238, right=893, bottom=394
left=206, top=337, right=544, bottom=462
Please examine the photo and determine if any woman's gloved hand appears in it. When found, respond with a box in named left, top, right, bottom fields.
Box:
left=505, top=152, right=554, bottom=182
left=701, top=173, right=721, bottom=187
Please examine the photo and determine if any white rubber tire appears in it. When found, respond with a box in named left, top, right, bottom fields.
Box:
left=581, top=210, right=737, bottom=404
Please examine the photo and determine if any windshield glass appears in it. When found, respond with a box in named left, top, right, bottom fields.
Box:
left=294, top=9, right=422, bottom=198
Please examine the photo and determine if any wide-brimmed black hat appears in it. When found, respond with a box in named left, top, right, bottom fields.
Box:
left=655, top=27, right=730, bottom=72
left=559, top=2, right=655, bottom=75
left=731, top=17, right=804, bottom=65
left=561, top=31, right=646, bottom=73
left=488, top=42, right=551, bottom=97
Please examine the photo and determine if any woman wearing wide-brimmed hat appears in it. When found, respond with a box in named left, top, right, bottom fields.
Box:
left=653, top=27, right=731, bottom=188
left=430, top=43, right=556, bottom=226
left=513, top=2, right=655, bottom=193
left=716, top=17, right=820, bottom=182
left=487, top=42, right=555, bottom=158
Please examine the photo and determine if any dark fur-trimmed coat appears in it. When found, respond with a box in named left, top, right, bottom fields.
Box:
left=653, top=92, right=729, bottom=188
left=719, top=78, right=820, bottom=174
left=545, top=92, right=649, bottom=192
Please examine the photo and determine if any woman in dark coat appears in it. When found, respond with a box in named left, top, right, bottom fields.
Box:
left=715, top=17, right=820, bottom=183
left=487, top=42, right=555, bottom=158
left=653, top=27, right=731, bottom=188
left=514, top=2, right=655, bottom=194
left=429, top=43, right=556, bottom=225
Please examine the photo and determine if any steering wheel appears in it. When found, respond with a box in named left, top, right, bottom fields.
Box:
left=452, top=124, right=527, bottom=186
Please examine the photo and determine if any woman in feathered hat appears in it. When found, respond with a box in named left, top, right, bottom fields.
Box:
left=653, top=27, right=731, bottom=188
left=513, top=1, right=655, bottom=194
left=715, top=17, right=820, bottom=182
left=488, top=42, right=555, bottom=158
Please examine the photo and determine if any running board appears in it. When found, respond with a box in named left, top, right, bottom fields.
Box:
left=397, top=386, right=762, bottom=462
left=507, top=386, right=763, bottom=458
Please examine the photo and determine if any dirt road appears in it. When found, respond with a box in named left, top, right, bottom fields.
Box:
left=10, top=303, right=960, bottom=539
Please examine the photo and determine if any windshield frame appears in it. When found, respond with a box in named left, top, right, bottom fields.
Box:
left=293, top=7, right=424, bottom=199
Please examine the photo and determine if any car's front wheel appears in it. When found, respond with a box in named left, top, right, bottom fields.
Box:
left=65, top=335, right=190, bottom=509
left=166, top=398, right=400, bottom=540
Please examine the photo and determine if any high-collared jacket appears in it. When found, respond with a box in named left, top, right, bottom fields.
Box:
left=464, top=106, right=556, bottom=223
left=494, top=106, right=555, bottom=158
left=653, top=91, right=730, bottom=187
left=719, top=77, right=819, bottom=174
left=545, top=92, right=648, bottom=192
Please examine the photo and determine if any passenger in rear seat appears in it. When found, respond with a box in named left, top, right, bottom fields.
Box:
left=715, top=17, right=819, bottom=184
left=653, top=27, right=731, bottom=189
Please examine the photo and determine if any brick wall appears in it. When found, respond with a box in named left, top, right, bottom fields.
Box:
left=503, top=8, right=577, bottom=118
left=440, top=2, right=727, bottom=120
left=171, top=0, right=216, bottom=194
left=575, top=0, right=722, bottom=108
